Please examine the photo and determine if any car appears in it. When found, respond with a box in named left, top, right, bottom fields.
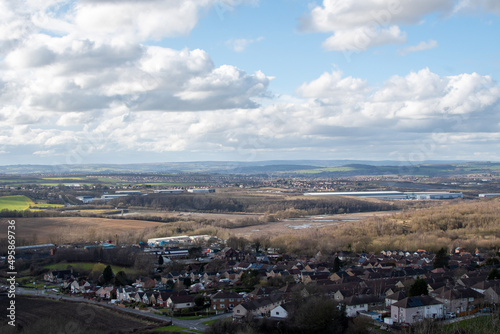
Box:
left=446, top=312, right=456, bottom=319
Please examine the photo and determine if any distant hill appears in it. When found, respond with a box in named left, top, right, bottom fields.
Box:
left=0, top=160, right=498, bottom=178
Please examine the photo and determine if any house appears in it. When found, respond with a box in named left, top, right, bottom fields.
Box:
left=431, top=287, right=484, bottom=315
left=156, top=291, right=172, bottom=307
left=270, top=304, right=290, bottom=319
left=133, top=291, right=145, bottom=303
left=135, top=276, right=156, bottom=289
left=484, top=285, right=500, bottom=304
left=70, top=280, right=91, bottom=294
left=248, top=287, right=278, bottom=300
left=333, top=289, right=356, bottom=302
left=391, top=296, right=443, bottom=325
left=343, top=295, right=384, bottom=317
left=145, top=291, right=158, bottom=305
left=161, top=272, right=181, bottom=284
left=211, top=290, right=243, bottom=311
left=44, top=270, right=73, bottom=283
left=201, top=272, right=218, bottom=283
left=167, top=295, right=195, bottom=310
left=221, top=248, right=244, bottom=261
left=385, top=290, right=407, bottom=308
left=116, top=286, right=136, bottom=302
left=233, top=296, right=283, bottom=319
left=96, top=286, right=115, bottom=300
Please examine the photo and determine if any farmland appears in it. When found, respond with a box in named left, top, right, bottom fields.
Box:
left=0, top=216, right=164, bottom=245
left=0, top=195, right=34, bottom=211
left=0, top=295, right=164, bottom=333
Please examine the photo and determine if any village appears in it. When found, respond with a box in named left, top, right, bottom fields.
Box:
left=26, top=234, right=500, bottom=331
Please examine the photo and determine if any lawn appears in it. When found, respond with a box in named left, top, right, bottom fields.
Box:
left=202, top=318, right=221, bottom=326
left=0, top=195, right=34, bottom=210
left=442, top=315, right=497, bottom=333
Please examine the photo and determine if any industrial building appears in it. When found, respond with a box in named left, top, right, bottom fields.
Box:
left=304, top=191, right=407, bottom=199
left=410, top=192, right=463, bottom=200
left=147, top=235, right=213, bottom=246
left=100, top=194, right=129, bottom=201
left=76, top=196, right=95, bottom=203
left=154, top=189, right=184, bottom=194
left=187, top=188, right=215, bottom=193
left=479, top=193, right=500, bottom=198
left=303, top=191, right=463, bottom=200
left=115, top=190, right=142, bottom=194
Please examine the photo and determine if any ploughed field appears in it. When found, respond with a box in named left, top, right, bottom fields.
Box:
left=0, top=295, right=162, bottom=333
left=0, top=217, right=163, bottom=244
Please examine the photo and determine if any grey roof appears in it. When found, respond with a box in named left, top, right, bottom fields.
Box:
left=211, top=290, right=243, bottom=300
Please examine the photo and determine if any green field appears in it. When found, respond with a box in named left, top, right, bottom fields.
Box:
left=442, top=315, right=497, bottom=333
left=0, top=195, right=34, bottom=210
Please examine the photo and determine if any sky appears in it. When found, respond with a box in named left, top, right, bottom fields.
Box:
left=1, top=0, right=500, bottom=166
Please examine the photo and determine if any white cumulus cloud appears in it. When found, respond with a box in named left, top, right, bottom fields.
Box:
left=300, top=0, right=453, bottom=51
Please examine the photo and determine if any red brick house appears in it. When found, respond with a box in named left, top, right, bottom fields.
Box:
left=211, top=290, right=243, bottom=311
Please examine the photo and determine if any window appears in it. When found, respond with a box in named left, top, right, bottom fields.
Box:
left=220, top=304, right=224, bottom=308
left=276, top=312, right=280, bottom=315
left=237, top=310, right=240, bottom=313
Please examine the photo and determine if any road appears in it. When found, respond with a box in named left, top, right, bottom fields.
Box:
left=13, top=286, right=232, bottom=332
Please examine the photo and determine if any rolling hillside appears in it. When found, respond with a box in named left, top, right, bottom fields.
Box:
left=0, top=195, right=34, bottom=211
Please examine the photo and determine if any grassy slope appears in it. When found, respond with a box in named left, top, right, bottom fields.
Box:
left=0, top=195, right=34, bottom=210
left=442, top=315, right=497, bottom=334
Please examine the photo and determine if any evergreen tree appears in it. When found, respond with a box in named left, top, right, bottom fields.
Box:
left=114, top=271, right=128, bottom=286
left=333, top=257, right=342, bottom=272
left=409, top=277, right=428, bottom=297
left=102, top=265, right=114, bottom=284
left=488, top=268, right=500, bottom=280
left=183, top=277, right=192, bottom=288
left=241, top=269, right=260, bottom=289
left=433, top=247, right=449, bottom=269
